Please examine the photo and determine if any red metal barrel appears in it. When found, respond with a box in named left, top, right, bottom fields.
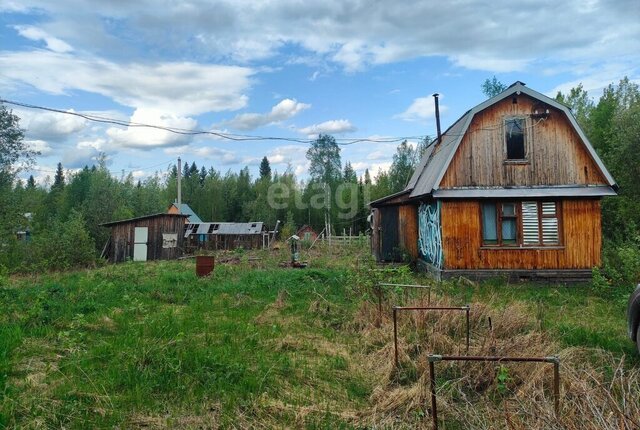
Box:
left=196, top=255, right=214, bottom=277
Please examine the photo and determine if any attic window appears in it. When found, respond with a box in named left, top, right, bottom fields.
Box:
left=505, top=117, right=526, bottom=160
left=207, top=224, right=219, bottom=234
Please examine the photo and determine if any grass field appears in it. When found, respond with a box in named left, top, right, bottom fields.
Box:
left=0, top=245, right=638, bottom=429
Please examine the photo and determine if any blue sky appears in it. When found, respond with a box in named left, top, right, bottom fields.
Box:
left=1, top=0, right=638, bottom=185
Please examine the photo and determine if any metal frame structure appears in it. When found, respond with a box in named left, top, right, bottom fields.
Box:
left=427, top=354, right=560, bottom=429
left=393, top=305, right=470, bottom=367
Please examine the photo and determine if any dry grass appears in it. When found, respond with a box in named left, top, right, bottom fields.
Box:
left=350, top=294, right=640, bottom=429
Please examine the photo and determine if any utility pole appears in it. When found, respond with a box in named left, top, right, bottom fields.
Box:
left=177, top=157, right=182, bottom=212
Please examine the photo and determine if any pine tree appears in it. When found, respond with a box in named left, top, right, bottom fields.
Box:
left=52, top=162, right=65, bottom=190
left=259, top=156, right=271, bottom=180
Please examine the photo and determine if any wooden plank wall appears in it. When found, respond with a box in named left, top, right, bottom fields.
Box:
left=108, top=215, right=185, bottom=263
left=440, top=199, right=601, bottom=270
left=398, top=204, right=419, bottom=260
left=440, top=95, right=607, bottom=188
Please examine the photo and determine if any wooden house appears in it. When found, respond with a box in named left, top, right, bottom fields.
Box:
left=370, top=82, right=617, bottom=281
left=101, top=213, right=188, bottom=263
left=297, top=225, right=318, bottom=242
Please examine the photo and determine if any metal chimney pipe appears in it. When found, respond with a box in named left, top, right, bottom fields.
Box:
left=433, top=93, right=442, bottom=143
left=177, top=157, right=182, bottom=212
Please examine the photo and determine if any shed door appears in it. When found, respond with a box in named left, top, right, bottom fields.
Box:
left=133, top=227, right=148, bottom=262
left=380, top=206, right=399, bottom=261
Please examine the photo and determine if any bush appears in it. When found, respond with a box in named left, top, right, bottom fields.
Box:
left=29, top=210, right=96, bottom=271
left=594, top=240, right=640, bottom=297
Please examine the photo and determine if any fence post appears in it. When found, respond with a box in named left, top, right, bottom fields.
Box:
left=393, top=307, right=399, bottom=367
left=428, top=355, right=442, bottom=430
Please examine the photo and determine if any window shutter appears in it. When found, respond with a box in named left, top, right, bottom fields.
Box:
left=521, top=201, right=540, bottom=245
left=541, top=202, right=559, bottom=245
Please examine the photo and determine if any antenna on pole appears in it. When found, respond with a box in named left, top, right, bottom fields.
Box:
left=177, top=157, right=182, bottom=212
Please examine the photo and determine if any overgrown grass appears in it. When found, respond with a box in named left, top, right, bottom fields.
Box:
left=0, top=247, right=637, bottom=428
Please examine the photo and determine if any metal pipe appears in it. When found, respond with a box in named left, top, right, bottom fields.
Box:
left=393, top=307, right=399, bottom=367
left=465, top=305, right=470, bottom=353
left=433, top=93, right=442, bottom=144
left=437, top=355, right=558, bottom=363
left=427, top=354, right=561, bottom=427
left=553, top=358, right=560, bottom=417
left=378, top=283, right=432, bottom=289
left=429, top=360, right=438, bottom=430
left=395, top=306, right=468, bottom=311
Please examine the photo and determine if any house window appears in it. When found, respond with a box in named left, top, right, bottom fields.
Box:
left=505, top=117, right=526, bottom=160
left=482, top=201, right=560, bottom=247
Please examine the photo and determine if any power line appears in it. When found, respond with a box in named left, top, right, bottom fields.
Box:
left=0, top=98, right=428, bottom=146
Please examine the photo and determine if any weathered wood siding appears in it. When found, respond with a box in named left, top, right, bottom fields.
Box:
left=440, top=199, right=601, bottom=270
left=398, top=204, right=419, bottom=260
left=370, top=204, right=418, bottom=262
left=108, top=215, right=185, bottom=263
left=441, top=95, right=607, bottom=188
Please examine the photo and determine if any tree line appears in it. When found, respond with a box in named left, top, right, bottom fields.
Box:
left=0, top=105, right=429, bottom=271
left=1, top=76, right=638, bottom=288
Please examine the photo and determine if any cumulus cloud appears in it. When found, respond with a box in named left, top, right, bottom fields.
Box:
left=297, top=119, right=356, bottom=136
left=191, top=147, right=241, bottom=165
left=395, top=96, right=448, bottom=122
left=14, top=25, right=73, bottom=53
left=0, top=50, right=254, bottom=116
left=107, top=108, right=198, bottom=150
left=221, top=99, right=310, bottom=131
left=17, top=108, right=86, bottom=141
left=5, top=1, right=639, bottom=73
left=25, top=139, right=52, bottom=155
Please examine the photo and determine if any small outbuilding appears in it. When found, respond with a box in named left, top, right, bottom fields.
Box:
left=184, top=222, right=268, bottom=250
left=101, top=213, right=188, bottom=263
left=296, top=225, right=318, bottom=242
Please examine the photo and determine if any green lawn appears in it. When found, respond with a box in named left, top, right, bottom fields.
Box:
left=0, top=254, right=636, bottom=428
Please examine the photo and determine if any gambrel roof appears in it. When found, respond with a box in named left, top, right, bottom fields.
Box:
left=405, top=81, right=617, bottom=199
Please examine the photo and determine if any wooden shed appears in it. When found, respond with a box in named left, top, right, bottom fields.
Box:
left=184, top=222, right=267, bottom=251
left=297, top=225, right=318, bottom=242
left=371, top=81, right=617, bottom=282
left=101, top=213, right=188, bottom=263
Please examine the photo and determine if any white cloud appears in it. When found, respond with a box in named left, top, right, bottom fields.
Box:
left=395, top=96, right=448, bottom=122
left=0, top=51, right=254, bottom=116
left=15, top=25, right=73, bottom=53
left=17, top=108, right=87, bottom=141
left=25, top=139, right=52, bottom=155
left=163, top=145, right=241, bottom=166
left=107, top=108, right=197, bottom=150
left=192, top=147, right=241, bottom=165
left=7, top=1, right=639, bottom=73
left=221, top=99, right=310, bottom=131
left=298, top=119, right=356, bottom=136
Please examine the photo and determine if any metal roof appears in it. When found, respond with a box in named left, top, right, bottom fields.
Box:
left=369, top=189, right=411, bottom=206
left=101, top=213, right=188, bottom=227
left=433, top=186, right=617, bottom=199
left=189, top=222, right=264, bottom=235
left=170, top=203, right=203, bottom=223
left=404, top=81, right=617, bottom=199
